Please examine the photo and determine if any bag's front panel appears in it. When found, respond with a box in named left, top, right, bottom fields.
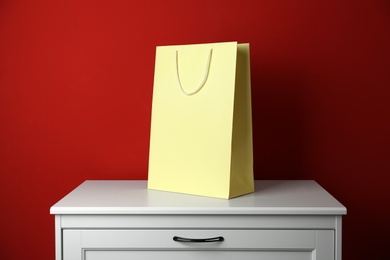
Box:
left=149, top=42, right=238, bottom=198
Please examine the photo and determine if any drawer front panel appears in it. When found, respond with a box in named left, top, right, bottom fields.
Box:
left=85, top=250, right=312, bottom=260
left=64, top=230, right=334, bottom=260
left=81, top=229, right=316, bottom=250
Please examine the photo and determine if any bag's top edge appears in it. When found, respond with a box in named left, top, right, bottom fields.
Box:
left=156, top=41, right=248, bottom=48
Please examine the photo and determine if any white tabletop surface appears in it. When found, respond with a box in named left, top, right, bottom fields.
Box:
left=50, top=180, right=346, bottom=215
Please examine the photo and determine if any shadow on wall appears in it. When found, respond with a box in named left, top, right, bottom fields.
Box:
left=251, top=64, right=309, bottom=180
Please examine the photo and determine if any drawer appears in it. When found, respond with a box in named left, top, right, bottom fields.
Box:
left=63, top=229, right=334, bottom=260
left=80, top=229, right=316, bottom=250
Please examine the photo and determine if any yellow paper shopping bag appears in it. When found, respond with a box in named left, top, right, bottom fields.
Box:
left=148, top=42, right=254, bottom=199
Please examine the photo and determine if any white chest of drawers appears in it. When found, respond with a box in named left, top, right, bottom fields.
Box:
left=50, top=180, right=346, bottom=260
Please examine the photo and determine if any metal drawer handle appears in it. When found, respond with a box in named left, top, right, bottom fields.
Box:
left=173, top=236, right=224, bottom=243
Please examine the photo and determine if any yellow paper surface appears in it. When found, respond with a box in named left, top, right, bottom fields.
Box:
left=229, top=43, right=254, bottom=198
left=148, top=42, right=253, bottom=199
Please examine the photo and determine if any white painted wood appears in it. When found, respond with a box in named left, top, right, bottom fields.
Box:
left=81, top=229, right=316, bottom=250
left=50, top=180, right=346, bottom=215
left=85, top=250, right=313, bottom=260
left=62, top=229, right=334, bottom=260
left=60, top=214, right=338, bottom=229
left=54, top=215, right=62, bottom=260
left=85, top=251, right=313, bottom=260
left=51, top=180, right=346, bottom=260
left=335, top=216, right=343, bottom=260
left=316, top=230, right=335, bottom=260
left=63, top=230, right=82, bottom=260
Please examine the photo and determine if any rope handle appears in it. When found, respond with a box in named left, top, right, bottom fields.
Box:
left=175, top=49, right=213, bottom=96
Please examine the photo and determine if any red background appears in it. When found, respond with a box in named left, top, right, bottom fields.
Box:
left=1, top=0, right=389, bottom=259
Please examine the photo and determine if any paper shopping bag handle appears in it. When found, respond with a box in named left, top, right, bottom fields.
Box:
left=175, top=49, right=213, bottom=96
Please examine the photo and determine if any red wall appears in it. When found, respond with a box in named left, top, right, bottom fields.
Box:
left=1, top=1, right=389, bottom=259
